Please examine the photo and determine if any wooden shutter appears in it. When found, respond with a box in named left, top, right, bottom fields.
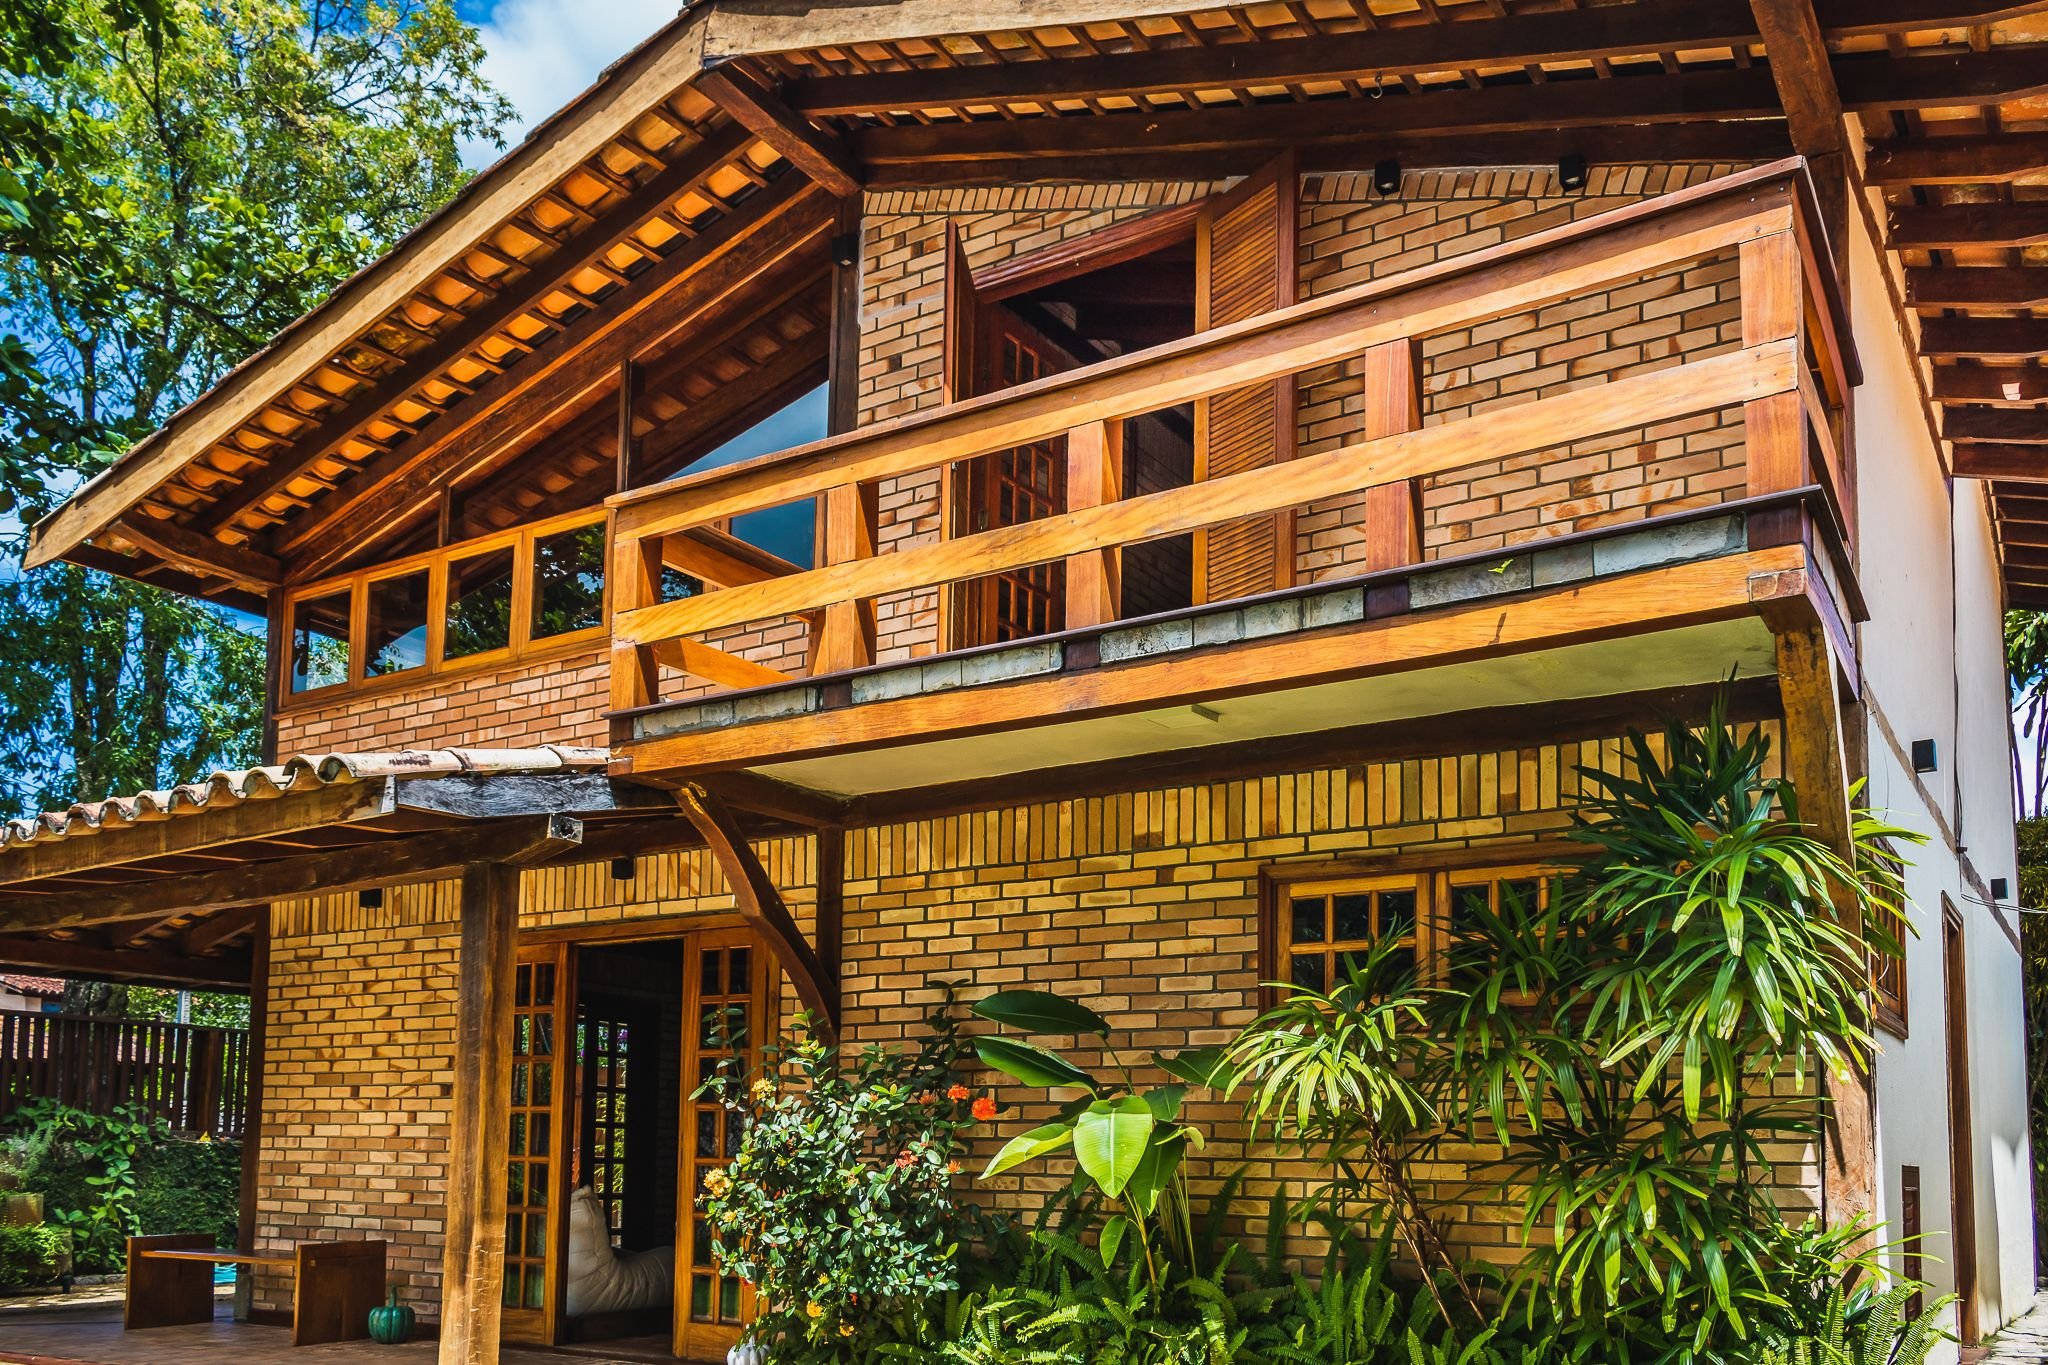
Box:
left=1193, top=151, right=1298, bottom=603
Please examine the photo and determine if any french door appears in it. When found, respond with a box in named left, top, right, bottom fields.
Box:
left=957, top=304, right=1077, bottom=646
left=502, top=943, right=572, bottom=1345
left=675, top=928, right=776, bottom=1361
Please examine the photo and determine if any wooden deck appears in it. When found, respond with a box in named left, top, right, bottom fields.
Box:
left=0, top=1298, right=673, bottom=1365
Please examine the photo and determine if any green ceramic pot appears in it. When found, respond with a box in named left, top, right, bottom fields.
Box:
left=367, top=1287, right=416, bottom=1345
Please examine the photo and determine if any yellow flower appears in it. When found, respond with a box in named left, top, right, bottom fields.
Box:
left=839, top=1324, right=856, bottom=1338
left=806, top=1302, right=825, bottom=1320
left=751, top=1077, right=777, bottom=1099
left=703, top=1169, right=731, bottom=1197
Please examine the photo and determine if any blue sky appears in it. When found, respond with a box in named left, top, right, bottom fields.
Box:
left=452, top=0, right=682, bottom=167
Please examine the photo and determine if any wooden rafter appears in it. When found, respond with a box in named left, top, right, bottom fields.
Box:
left=1906, top=267, right=2048, bottom=309
left=697, top=62, right=861, bottom=197
left=114, top=515, right=282, bottom=588
left=0, top=933, right=251, bottom=989
left=1867, top=131, right=2048, bottom=185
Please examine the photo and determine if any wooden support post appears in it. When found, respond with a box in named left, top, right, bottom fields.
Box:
left=233, top=914, right=268, bottom=1321
left=811, top=481, right=877, bottom=676
left=608, top=519, right=666, bottom=732
left=615, top=360, right=644, bottom=494
left=1741, top=231, right=1808, bottom=550
left=1775, top=625, right=1875, bottom=1235
left=815, top=826, right=844, bottom=991
left=438, top=861, right=519, bottom=1365
left=1064, top=420, right=1124, bottom=629
left=827, top=198, right=862, bottom=439
left=1359, top=339, right=1424, bottom=617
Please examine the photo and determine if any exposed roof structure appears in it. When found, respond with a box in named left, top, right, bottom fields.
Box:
left=19, top=0, right=2048, bottom=602
left=0, top=973, right=64, bottom=996
left=0, top=745, right=607, bottom=854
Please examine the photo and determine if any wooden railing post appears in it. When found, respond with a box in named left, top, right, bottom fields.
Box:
left=1741, top=231, right=1808, bottom=550
left=1358, top=339, right=1424, bottom=616
left=607, top=514, right=664, bottom=726
left=811, top=481, right=877, bottom=675
left=1064, top=420, right=1124, bottom=629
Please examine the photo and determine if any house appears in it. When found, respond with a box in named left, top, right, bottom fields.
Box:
left=0, top=973, right=64, bottom=1013
left=0, top=0, right=2038, bottom=1360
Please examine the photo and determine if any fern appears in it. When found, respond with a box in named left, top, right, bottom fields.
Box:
left=1755, top=1285, right=1957, bottom=1365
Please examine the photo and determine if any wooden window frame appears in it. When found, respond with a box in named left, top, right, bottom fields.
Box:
left=277, top=506, right=608, bottom=712
left=1260, top=843, right=1580, bottom=1004
left=1869, top=840, right=1908, bottom=1039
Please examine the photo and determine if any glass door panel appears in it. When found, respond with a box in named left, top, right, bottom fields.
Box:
left=502, top=944, right=571, bottom=1344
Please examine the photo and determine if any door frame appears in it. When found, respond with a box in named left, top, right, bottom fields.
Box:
left=1941, top=895, right=1980, bottom=1343
left=501, top=941, right=575, bottom=1346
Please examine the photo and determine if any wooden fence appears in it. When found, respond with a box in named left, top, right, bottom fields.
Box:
left=0, top=1008, right=249, bottom=1138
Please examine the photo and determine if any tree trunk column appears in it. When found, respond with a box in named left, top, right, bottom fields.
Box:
left=438, top=863, right=519, bottom=1365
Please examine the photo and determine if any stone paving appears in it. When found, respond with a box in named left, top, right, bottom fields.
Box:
left=1977, top=1300, right=2048, bottom=1363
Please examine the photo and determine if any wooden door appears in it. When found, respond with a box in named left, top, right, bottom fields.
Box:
left=1943, top=899, right=1980, bottom=1342
left=674, top=929, right=775, bottom=1361
left=1193, top=150, right=1298, bottom=603
left=502, top=943, right=572, bottom=1345
left=956, top=304, right=1078, bottom=646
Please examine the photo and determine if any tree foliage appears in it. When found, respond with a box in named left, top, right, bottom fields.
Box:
left=0, top=0, right=510, bottom=814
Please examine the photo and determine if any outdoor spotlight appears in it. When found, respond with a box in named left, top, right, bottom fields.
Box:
left=358, top=888, right=384, bottom=910
left=1373, top=158, right=1402, bottom=197
left=610, top=856, right=636, bottom=882
left=1910, top=738, right=1938, bottom=773
left=1557, top=152, right=1590, bottom=192
left=1992, top=877, right=2011, bottom=900
left=830, top=231, right=860, bottom=269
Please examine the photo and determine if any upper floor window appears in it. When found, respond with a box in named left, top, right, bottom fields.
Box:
left=281, top=510, right=606, bottom=704
left=670, top=383, right=828, bottom=570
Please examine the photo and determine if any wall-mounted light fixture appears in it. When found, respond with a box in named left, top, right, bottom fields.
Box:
left=830, top=232, right=860, bottom=269
left=1991, top=877, right=2011, bottom=900
left=1373, top=159, right=1402, bottom=197
left=610, top=857, right=635, bottom=882
left=1557, top=152, right=1590, bottom=192
left=1910, top=739, right=1938, bottom=773
left=358, top=888, right=384, bottom=910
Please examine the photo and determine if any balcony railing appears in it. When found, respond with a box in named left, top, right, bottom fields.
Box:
left=604, top=157, right=1855, bottom=736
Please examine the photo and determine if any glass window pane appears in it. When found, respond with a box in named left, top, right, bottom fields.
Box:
left=532, top=523, right=605, bottom=639
left=1289, top=953, right=1326, bottom=992
left=288, top=590, right=351, bottom=692
left=446, top=546, right=514, bottom=660
left=1331, top=894, right=1373, bottom=944
left=1379, top=887, right=1418, bottom=942
left=1290, top=897, right=1326, bottom=945
left=364, top=571, right=429, bottom=677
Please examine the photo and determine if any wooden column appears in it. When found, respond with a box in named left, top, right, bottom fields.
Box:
left=1064, top=419, right=1124, bottom=629
left=607, top=519, right=666, bottom=738
left=826, top=197, right=862, bottom=439
left=232, top=913, right=270, bottom=1320
left=1358, top=338, right=1424, bottom=617
left=811, top=482, right=877, bottom=676
left=1776, top=625, right=1876, bottom=1235
left=438, top=862, right=519, bottom=1365
left=1741, top=230, right=1808, bottom=550
left=615, top=360, right=645, bottom=494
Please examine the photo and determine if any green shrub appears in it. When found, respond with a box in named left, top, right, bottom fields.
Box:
left=0, top=1223, right=69, bottom=1289
left=134, top=1135, right=241, bottom=1245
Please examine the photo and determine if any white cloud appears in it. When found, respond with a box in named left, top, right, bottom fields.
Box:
left=462, top=0, right=683, bottom=168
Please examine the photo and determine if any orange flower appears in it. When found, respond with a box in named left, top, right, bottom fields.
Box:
left=946, top=1083, right=970, bottom=1102
left=971, top=1096, right=997, bottom=1122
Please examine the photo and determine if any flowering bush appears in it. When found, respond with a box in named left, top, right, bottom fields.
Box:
left=701, top=989, right=994, bottom=1359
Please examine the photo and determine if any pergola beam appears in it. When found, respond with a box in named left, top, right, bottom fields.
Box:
left=1945, top=409, right=2048, bottom=445
left=1906, top=267, right=2048, bottom=310
left=1930, top=365, right=2048, bottom=405
left=0, top=933, right=251, bottom=990
left=1919, top=317, right=2048, bottom=361
left=1889, top=203, right=2048, bottom=250
left=1867, top=131, right=2048, bottom=185
left=1955, top=444, right=2048, bottom=482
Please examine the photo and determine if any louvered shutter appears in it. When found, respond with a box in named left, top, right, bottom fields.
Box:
left=1193, top=152, right=1298, bottom=603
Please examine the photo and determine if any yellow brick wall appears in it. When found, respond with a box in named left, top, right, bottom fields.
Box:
left=274, top=648, right=610, bottom=755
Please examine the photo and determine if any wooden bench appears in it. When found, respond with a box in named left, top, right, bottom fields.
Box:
left=125, top=1234, right=387, bottom=1346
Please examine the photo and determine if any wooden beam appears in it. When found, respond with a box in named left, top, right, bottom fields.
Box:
left=697, top=62, right=860, bottom=197
left=1834, top=45, right=2048, bottom=111
left=189, top=124, right=757, bottom=538
left=1749, top=0, right=1844, bottom=159
left=182, top=903, right=265, bottom=956
left=233, top=914, right=269, bottom=1290
left=390, top=773, right=671, bottom=819
left=1918, top=317, right=2048, bottom=360
left=620, top=544, right=1811, bottom=776
left=652, top=637, right=794, bottom=690
left=113, top=516, right=282, bottom=589
left=1889, top=203, right=2048, bottom=250
left=58, top=543, right=268, bottom=616
left=0, top=933, right=251, bottom=989
left=1945, top=409, right=2048, bottom=445
left=438, top=860, right=518, bottom=1365
left=1815, top=0, right=2048, bottom=32
left=1867, top=131, right=2048, bottom=185
left=793, top=1, right=1765, bottom=116
left=1955, top=444, right=2048, bottom=481
left=674, top=783, right=838, bottom=1037
left=851, top=68, right=1783, bottom=170
left=0, top=779, right=395, bottom=888
left=0, top=815, right=584, bottom=933
left=1906, top=267, right=2048, bottom=310
left=696, top=771, right=849, bottom=828
left=1930, top=365, right=2048, bottom=405
left=280, top=181, right=831, bottom=582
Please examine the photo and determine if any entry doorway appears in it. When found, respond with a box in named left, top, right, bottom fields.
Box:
left=501, top=924, right=774, bottom=1362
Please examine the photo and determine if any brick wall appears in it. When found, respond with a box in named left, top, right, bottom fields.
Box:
left=275, top=649, right=610, bottom=754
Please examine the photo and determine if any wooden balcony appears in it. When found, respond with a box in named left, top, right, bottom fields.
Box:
left=604, top=158, right=1859, bottom=788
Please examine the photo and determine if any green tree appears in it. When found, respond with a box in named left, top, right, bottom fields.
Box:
left=0, top=0, right=511, bottom=814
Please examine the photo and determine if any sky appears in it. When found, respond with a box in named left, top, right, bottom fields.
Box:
left=454, top=0, right=684, bottom=167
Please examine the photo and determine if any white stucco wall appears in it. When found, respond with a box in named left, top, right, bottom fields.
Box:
left=1848, top=193, right=2034, bottom=1346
